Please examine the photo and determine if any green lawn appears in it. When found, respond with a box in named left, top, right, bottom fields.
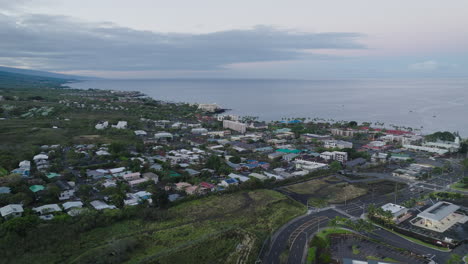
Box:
left=306, top=246, right=317, bottom=264
left=367, top=255, right=399, bottom=262
left=352, top=245, right=360, bottom=255
left=451, top=182, right=468, bottom=191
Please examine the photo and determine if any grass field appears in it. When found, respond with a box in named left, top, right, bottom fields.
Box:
left=451, top=182, right=468, bottom=191
left=283, top=176, right=368, bottom=207
left=283, top=178, right=407, bottom=207
left=6, top=189, right=306, bottom=264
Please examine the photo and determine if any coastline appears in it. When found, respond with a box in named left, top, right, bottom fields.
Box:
left=67, top=79, right=468, bottom=136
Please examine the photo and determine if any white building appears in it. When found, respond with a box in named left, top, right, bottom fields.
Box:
left=198, top=103, right=221, bottom=112
left=33, top=204, right=62, bottom=214
left=228, top=173, right=250, bottom=182
left=320, top=151, right=348, bottom=162
left=19, top=160, right=31, bottom=169
left=134, top=130, right=147, bottom=136
left=33, top=153, right=49, bottom=161
left=112, top=121, right=128, bottom=129
left=154, top=132, right=173, bottom=140
left=90, top=200, right=117, bottom=210
left=62, top=201, right=83, bottom=211
left=249, top=173, right=268, bottom=181
left=191, top=128, right=208, bottom=134
left=217, top=114, right=239, bottom=121
left=0, top=204, right=23, bottom=219
left=323, top=140, right=353, bottom=149
left=402, top=144, right=448, bottom=155
left=331, top=128, right=366, bottom=137
left=371, top=152, right=388, bottom=163
left=95, top=121, right=109, bottom=130
left=294, top=159, right=328, bottom=171
left=381, top=203, right=408, bottom=221
left=223, top=120, right=247, bottom=134
left=96, top=150, right=110, bottom=156
left=368, top=141, right=386, bottom=148
left=422, top=137, right=460, bottom=152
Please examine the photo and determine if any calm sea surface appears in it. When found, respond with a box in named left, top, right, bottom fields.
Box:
left=68, top=79, right=468, bottom=136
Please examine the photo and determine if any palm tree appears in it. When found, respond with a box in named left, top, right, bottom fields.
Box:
left=462, top=158, right=468, bottom=177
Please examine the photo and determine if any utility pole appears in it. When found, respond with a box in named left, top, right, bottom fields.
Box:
left=394, top=182, right=397, bottom=204
left=372, top=187, right=375, bottom=205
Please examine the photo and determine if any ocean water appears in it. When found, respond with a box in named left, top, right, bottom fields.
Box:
left=68, top=78, right=468, bottom=136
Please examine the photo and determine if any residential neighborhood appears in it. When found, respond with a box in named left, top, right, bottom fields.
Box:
left=1, top=85, right=467, bottom=264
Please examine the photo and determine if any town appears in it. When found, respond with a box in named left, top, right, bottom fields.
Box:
left=0, top=77, right=467, bottom=264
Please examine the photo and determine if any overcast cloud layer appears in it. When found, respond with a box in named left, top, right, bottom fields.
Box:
left=0, top=13, right=365, bottom=72
left=1, top=0, right=467, bottom=78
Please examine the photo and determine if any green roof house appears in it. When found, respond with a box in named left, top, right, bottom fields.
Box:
left=30, top=185, right=45, bottom=193
left=47, top=172, right=60, bottom=179
left=276, top=149, right=301, bottom=154
left=169, top=171, right=182, bottom=177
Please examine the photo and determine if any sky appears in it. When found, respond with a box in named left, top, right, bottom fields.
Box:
left=1, top=0, right=467, bottom=79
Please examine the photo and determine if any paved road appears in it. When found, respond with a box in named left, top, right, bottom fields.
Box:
left=262, top=209, right=347, bottom=264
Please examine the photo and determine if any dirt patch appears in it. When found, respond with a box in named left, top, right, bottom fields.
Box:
left=283, top=177, right=334, bottom=195
left=73, top=135, right=106, bottom=144
left=282, top=177, right=368, bottom=207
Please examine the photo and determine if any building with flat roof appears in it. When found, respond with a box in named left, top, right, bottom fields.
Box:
left=320, top=151, right=348, bottom=162
left=223, top=120, right=247, bottom=133
left=323, top=139, right=353, bottom=149
left=411, top=201, right=468, bottom=232
left=381, top=203, right=408, bottom=222
left=294, top=159, right=328, bottom=171
left=198, top=103, right=221, bottom=112
left=402, top=144, right=448, bottom=155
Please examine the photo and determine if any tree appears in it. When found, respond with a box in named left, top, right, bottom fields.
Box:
left=446, top=254, right=463, bottom=264
left=109, top=142, right=127, bottom=155
left=462, top=177, right=468, bottom=188
left=425, top=131, right=455, bottom=142
left=152, top=189, right=169, bottom=209
left=348, top=121, right=358, bottom=128
left=2, top=215, right=39, bottom=235
left=229, top=156, right=241, bottom=164
left=77, top=184, right=93, bottom=201
left=44, top=184, right=61, bottom=202
left=205, top=155, right=222, bottom=171
left=367, top=204, right=376, bottom=217
left=329, top=161, right=342, bottom=172
left=462, top=158, right=468, bottom=177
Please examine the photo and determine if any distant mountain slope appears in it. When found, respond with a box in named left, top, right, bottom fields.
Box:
left=0, top=66, right=93, bottom=80
left=0, top=70, right=71, bottom=89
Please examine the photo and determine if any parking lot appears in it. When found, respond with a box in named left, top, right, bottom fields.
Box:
left=330, top=234, right=428, bottom=263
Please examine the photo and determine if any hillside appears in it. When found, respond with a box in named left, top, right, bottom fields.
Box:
left=0, top=66, right=90, bottom=80
left=0, top=70, right=71, bottom=89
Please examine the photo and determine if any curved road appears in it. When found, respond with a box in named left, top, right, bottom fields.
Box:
left=263, top=209, right=347, bottom=264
